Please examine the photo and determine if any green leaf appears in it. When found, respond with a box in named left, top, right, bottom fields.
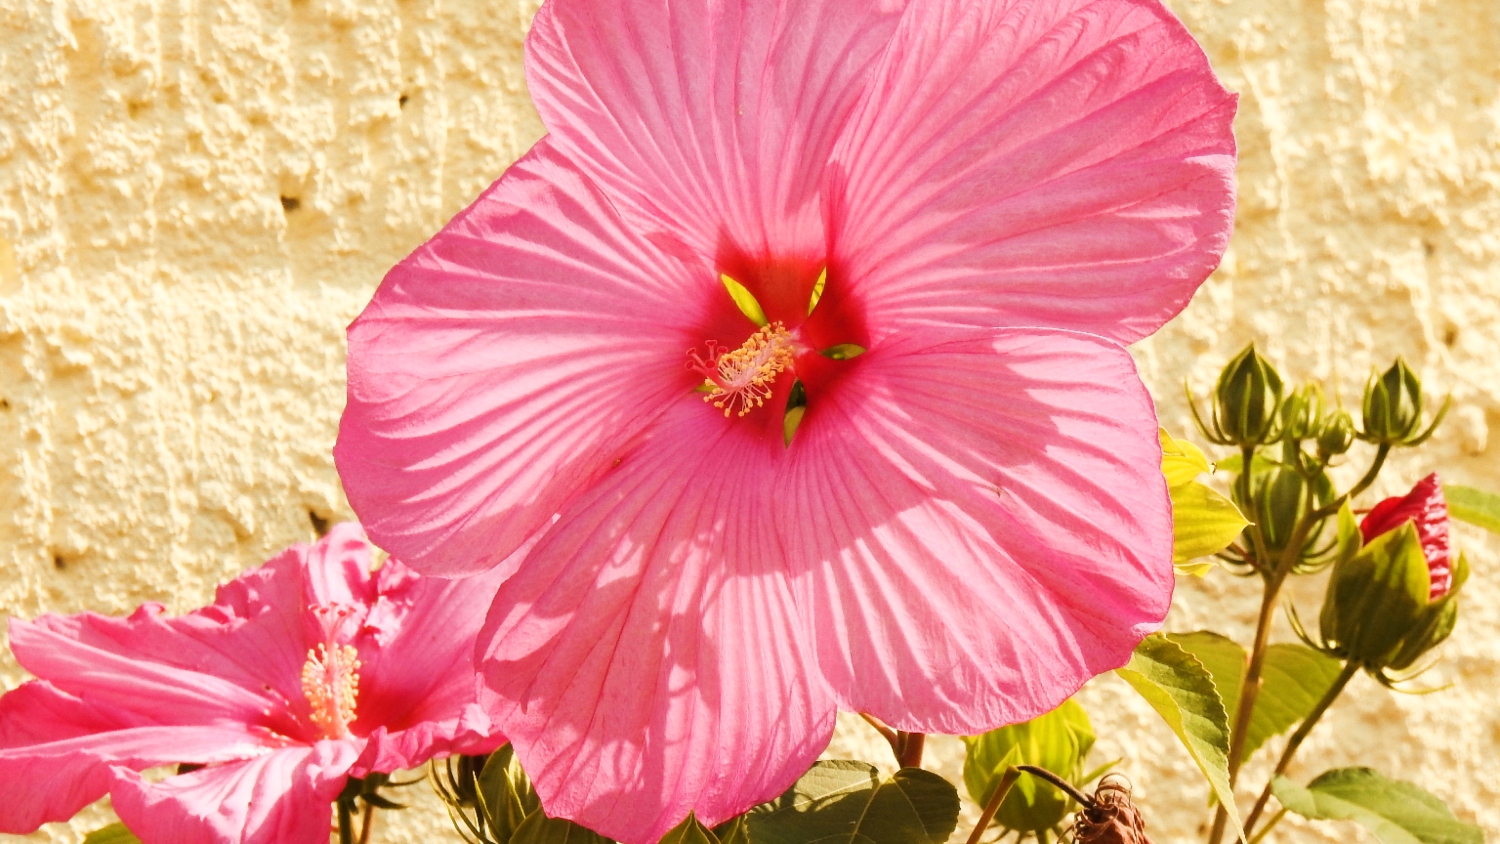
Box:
left=721, top=274, right=768, bottom=326
left=1171, top=481, right=1250, bottom=564
left=1272, top=768, right=1482, bottom=844
left=748, top=760, right=960, bottom=844
left=819, top=343, right=867, bottom=360
left=1161, top=428, right=1214, bottom=486
left=662, top=816, right=722, bottom=844
left=510, top=812, right=613, bottom=844
left=714, top=815, right=750, bottom=844
left=478, top=746, right=543, bottom=844
left=962, top=699, right=1094, bottom=833
left=83, top=824, right=141, bottom=844
left=1446, top=484, right=1500, bottom=535
left=1116, top=634, right=1244, bottom=840
left=1165, top=634, right=1344, bottom=765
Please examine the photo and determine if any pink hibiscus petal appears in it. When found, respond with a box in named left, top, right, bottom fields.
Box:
left=477, top=400, right=835, bottom=844
left=525, top=0, right=907, bottom=264
left=335, top=140, right=715, bottom=578
left=110, top=742, right=359, bottom=844
left=348, top=558, right=514, bottom=775
left=780, top=329, right=1173, bottom=731
left=0, top=682, right=276, bottom=833
left=825, top=0, right=1237, bottom=344
left=8, top=616, right=289, bottom=731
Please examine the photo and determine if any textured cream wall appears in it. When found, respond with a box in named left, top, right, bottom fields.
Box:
left=1, top=1, right=1496, bottom=843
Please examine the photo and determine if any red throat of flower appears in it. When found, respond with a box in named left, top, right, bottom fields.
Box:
left=1360, top=473, right=1453, bottom=599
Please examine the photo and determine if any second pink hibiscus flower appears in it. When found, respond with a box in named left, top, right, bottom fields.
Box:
left=335, top=0, right=1238, bottom=841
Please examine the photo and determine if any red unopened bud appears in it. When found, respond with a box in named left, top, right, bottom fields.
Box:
left=1360, top=473, right=1452, bottom=599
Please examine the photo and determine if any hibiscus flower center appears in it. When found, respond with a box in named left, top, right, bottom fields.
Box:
left=301, top=641, right=361, bottom=739
left=688, top=322, right=795, bottom=418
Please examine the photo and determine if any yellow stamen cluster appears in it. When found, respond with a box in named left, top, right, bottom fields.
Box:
left=301, top=643, right=361, bottom=740
left=701, top=322, right=795, bottom=417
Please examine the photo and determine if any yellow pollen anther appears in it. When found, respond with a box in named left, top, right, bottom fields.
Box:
left=689, top=322, right=795, bottom=417
left=301, top=643, right=360, bottom=740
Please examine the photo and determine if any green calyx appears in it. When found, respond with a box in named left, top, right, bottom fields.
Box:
left=1315, top=524, right=1466, bottom=679
left=1359, top=357, right=1450, bottom=447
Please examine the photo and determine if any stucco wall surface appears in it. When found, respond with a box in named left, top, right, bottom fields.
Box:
left=0, top=0, right=1496, bottom=843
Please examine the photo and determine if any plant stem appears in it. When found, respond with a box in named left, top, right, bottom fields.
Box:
left=896, top=731, right=926, bottom=768
left=861, top=713, right=900, bottom=749
left=358, top=803, right=377, bottom=844
left=1246, top=809, right=1286, bottom=844
left=338, top=799, right=355, bottom=844
left=1244, top=661, right=1360, bottom=835
left=966, top=767, right=1022, bottom=844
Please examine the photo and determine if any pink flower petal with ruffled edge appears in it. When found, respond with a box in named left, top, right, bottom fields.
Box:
left=825, top=0, right=1236, bottom=344
left=0, top=525, right=507, bottom=838
left=526, top=0, right=907, bottom=264
left=110, top=742, right=359, bottom=844
left=1360, top=473, right=1453, bottom=599
left=0, top=682, right=277, bottom=833
left=477, top=401, right=834, bottom=844
left=780, top=329, right=1172, bottom=730
left=336, top=140, right=722, bottom=578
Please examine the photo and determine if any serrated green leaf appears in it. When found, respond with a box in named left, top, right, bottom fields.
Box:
left=1272, top=768, right=1482, bottom=844
left=478, top=746, right=542, bottom=844
left=83, top=824, right=141, bottom=844
left=510, top=811, right=613, bottom=844
left=1161, top=428, right=1214, bottom=486
left=662, top=815, right=721, bottom=844
left=748, top=760, right=959, bottom=844
left=1166, top=634, right=1344, bottom=766
left=1116, top=634, right=1243, bottom=840
left=1172, top=481, right=1250, bottom=564
left=1446, top=484, right=1500, bottom=535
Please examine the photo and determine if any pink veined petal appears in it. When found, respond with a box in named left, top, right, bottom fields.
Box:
left=0, top=682, right=278, bottom=834
left=525, top=0, right=907, bottom=264
left=825, top=0, right=1237, bottom=344
left=335, top=139, right=715, bottom=578
left=477, top=400, right=835, bottom=844
left=110, top=742, right=359, bottom=844
left=348, top=558, right=513, bottom=775
left=779, top=329, right=1173, bottom=732
left=7, top=614, right=293, bottom=733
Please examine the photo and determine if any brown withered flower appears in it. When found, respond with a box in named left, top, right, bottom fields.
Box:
left=1070, top=775, right=1152, bottom=844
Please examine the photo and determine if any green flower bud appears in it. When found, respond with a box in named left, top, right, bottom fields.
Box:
left=963, top=699, right=1095, bottom=834
left=1317, top=523, right=1467, bottom=677
left=1317, top=409, right=1356, bottom=458
left=1233, top=459, right=1323, bottom=558
left=1279, top=384, right=1326, bottom=442
left=1359, top=357, right=1449, bottom=447
left=1211, top=344, right=1284, bottom=446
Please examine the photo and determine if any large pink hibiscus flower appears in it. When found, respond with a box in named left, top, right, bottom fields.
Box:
left=0, top=524, right=506, bottom=843
left=334, top=0, right=1237, bottom=840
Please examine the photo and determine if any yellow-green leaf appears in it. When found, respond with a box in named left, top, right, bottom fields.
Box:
left=1172, top=480, right=1249, bottom=564
left=1446, top=484, right=1500, bottom=535
left=1273, top=768, right=1482, bottom=844
left=83, top=824, right=140, bottom=844
left=1117, top=634, right=1244, bottom=841
left=1161, top=428, right=1213, bottom=486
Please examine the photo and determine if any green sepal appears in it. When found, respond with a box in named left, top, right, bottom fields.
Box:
left=509, top=812, right=613, bottom=844
left=661, top=815, right=721, bottom=844
left=1272, top=768, right=1482, bottom=844
left=477, top=745, right=542, bottom=844
left=721, top=274, right=768, bottom=327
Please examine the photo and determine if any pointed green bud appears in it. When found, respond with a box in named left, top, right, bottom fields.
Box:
left=1233, top=460, right=1316, bottom=556
left=1360, top=357, right=1449, bottom=447
left=1212, top=344, right=1284, bottom=446
left=962, top=699, right=1095, bottom=834
left=1279, top=383, right=1326, bottom=442
left=1317, top=409, right=1356, bottom=458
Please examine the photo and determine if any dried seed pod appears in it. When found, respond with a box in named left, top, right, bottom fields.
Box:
left=1070, top=776, right=1153, bottom=844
